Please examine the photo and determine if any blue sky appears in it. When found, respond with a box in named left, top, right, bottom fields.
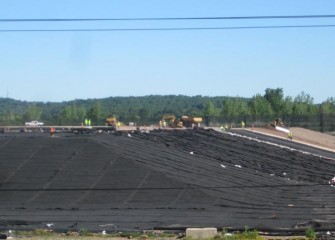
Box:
left=1, top=0, right=335, bottom=103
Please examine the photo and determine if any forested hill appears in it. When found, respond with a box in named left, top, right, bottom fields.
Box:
left=0, top=88, right=335, bottom=132
left=0, top=95, right=233, bottom=126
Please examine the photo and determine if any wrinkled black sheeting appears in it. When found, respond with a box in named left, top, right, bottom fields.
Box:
left=0, top=129, right=334, bottom=232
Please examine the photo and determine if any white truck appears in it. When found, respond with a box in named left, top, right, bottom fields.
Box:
left=25, top=120, right=44, bottom=126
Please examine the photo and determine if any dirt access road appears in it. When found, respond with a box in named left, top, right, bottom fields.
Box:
left=0, top=128, right=334, bottom=232
left=249, top=127, right=335, bottom=152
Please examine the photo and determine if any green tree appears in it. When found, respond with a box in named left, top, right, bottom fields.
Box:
left=87, top=101, right=102, bottom=125
left=3, top=109, right=18, bottom=125
left=60, top=105, right=76, bottom=125
left=1, top=92, right=333, bottom=129
left=264, top=88, right=284, bottom=115
left=139, top=107, right=150, bottom=125
left=249, top=94, right=273, bottom=117
left=321, top=97, right=335, bottom=114
left=293, top=91, right=317, bottom=115
left=282, top=96, right=293, bottom=116
left=221, top=98, right=234, bottom=120
left=221, top=97, right=249, bottom=121
left=25, top=105, right=42, bottom=121
left=76, top=105, right=87, bottom=125
left=203, top=101, right=216, bottom=126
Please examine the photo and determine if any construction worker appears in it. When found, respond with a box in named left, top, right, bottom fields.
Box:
left=220, top=125, right=224, bottom=131
left=88, top=119, right=91, bottom=126
left=225, top=124, right=229, bottom=131
left=288, top=132, right=293, bottom=140
left=50, top=127, right=55, bottom=137
left=85, top=118, right=88, bottom=126
left=241, top=121, right=245, bottom=128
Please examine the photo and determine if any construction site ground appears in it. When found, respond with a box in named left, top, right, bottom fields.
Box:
left=0, top=127, right=334, bottom=234
left=249, top=127, right=335, bottom=152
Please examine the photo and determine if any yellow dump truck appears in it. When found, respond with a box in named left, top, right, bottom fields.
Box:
left=180, top=116, right=202, bottom=128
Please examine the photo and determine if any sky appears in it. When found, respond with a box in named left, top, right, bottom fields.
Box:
left=1, top=0, right=335, bottom=103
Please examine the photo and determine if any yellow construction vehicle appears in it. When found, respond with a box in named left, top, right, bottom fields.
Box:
left=160, top=115, right=202, bottom=128
left=270, top=118, right=290, bottom=134
left=161, top=114, right=183, bottom=128
left=180, top=116, right=202, bottom=128
left=271, top=118, right=284, bottom=128
left=105, top=114, right=118, bottom=127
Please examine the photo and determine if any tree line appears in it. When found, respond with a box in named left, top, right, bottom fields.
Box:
left=0, top=88, right=335, bottom=132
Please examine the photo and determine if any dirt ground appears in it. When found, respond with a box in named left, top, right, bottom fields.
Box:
left=249, top=127, right=335, bottom=152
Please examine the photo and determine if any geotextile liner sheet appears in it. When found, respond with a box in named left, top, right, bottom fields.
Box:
left=0, top=129, right=334, bottom=231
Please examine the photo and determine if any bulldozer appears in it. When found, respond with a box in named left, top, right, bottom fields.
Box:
left=271, top=118, right=290, bottom=134
left=271, top=118, right=284, bottom=128
left=105, top=114, right=118, bottom=127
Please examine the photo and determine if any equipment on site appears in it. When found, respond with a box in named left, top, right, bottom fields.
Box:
left=180, top=116, right=202, bottom=128
left=271, top=118, right=284, bottom=128
left=160, top=114, right=202, bottom=128
left=161, top=114, right=183, bottom=128
left=25, top=120, right=44, bottom=126
left=271, top=118, right=290, bottom=134
left=105, top=114, right=120, bottom=128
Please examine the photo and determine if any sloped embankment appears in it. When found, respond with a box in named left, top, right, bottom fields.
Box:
left=0, top=129, right=334, bottom=231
